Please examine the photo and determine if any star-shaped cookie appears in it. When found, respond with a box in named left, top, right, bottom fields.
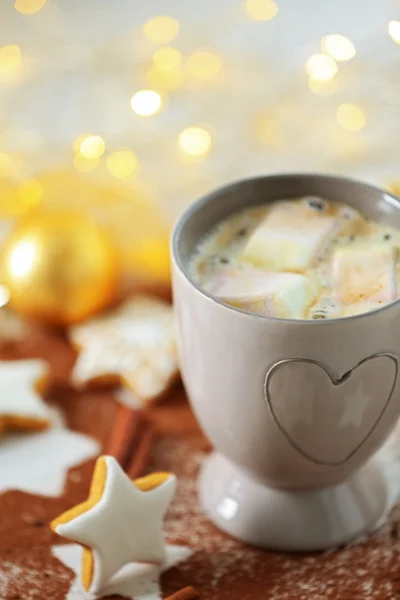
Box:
left=70, top=296, right=179, bottom=407
left=0, top=359, right=51, bottom=435
left=51, top=455, right=177, bottom=594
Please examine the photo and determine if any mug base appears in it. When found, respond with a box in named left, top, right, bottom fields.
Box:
left=199, top=452, right=388, bottom=552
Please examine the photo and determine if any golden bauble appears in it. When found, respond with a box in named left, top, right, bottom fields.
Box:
left=2, top=167, right=172, bottom=292
left=2, top=210, right=118, bottom=326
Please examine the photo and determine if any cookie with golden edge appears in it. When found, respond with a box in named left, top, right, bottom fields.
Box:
left=51, top=455, right=176, bottom=594
left=70, top=296, right=179, bottom=408
left=0, top=359, right=51, bottom=434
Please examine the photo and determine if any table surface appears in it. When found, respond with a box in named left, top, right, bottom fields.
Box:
left=0, top=325, right=400, bottom=599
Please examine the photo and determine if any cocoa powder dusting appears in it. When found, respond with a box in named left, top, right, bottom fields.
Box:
left=0, top=329, right=399, bottom=599
left=152, top=439, right=400, bottom=600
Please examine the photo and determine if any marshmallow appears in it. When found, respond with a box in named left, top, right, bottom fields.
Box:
left=332, top=243, right=397, bottom=312
left=207, top=266, right=317, bottom=319
left=241, top=201, right=338, bottom=272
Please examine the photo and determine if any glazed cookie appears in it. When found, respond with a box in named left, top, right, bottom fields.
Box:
left=70, top=296, right=179, bottom=407
left=51, top=455, right=176, bottom=593
left=0, top=359, right=51, bottom=434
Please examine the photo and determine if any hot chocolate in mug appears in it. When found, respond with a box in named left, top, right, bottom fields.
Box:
left=171, top=174, right=400, bottom=551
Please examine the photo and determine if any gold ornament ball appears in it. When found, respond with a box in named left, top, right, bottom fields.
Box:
left=2, top=210, right=118, bottom=326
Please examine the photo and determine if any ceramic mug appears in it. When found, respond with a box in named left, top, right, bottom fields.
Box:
left=171, top=174, right=400, bottom=550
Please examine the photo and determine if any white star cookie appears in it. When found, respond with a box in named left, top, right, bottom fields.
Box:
left=52, top=543, right=192, bottom=600
left=0, top=359, right=51, bottom=434
left=0, top=406, right=99, bottom=496
left=51, top=455, right=177, bottom=594
left=70, top=296, right=179, bottom=407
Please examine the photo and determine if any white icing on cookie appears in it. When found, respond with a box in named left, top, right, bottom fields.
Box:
left=0, top=408, right=99, bottom=496
left=0, top=359, right=51, bottom=425
left=53, top=456, right=177, bottom=593
left=52, top=543, right=191, bottom=600
left=70, top=296, right=179, bottom=407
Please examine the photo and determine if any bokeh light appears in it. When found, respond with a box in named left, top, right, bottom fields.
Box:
left=79, top=135, right=105, bottom=159
left=106, top=149, right=139, bottom=178
left=146, top=67, right=183, bottom=91
left=73, top=134, right=88, bottom=154
left=244, top=0, right=278, bottom=21
left=253, top=115, right=283, bottom=146
left=0, top=44, right=22, bottom=83
left=130, top=90, right=162, bottom=116
left=186, top=51, right=222, bottom=81
left=388, top=21, right=400, bottom=44
left=306, top=54, right=338, bottom=81
left=73, top=155, right=99, bottom=173
left=178, top=127, right=212, bottom=157
left=336, top=104, right=366, bottom=131
left=307, top=76, right=337, bottom=95
left=143, top=16, right=180, bottom=44
left=321, top=34, right=356, bottom=61
left=17, top=179, right=43, bottom=208
left=153, top=47, right=182, bottom=73
left=14, top=0, right=46, bottom=14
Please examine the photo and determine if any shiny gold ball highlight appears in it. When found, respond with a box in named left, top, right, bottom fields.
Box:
left=2, top=211, right=119, bottom=326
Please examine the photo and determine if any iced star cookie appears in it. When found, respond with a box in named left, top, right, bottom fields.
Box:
left=70, top=296, right=179, bottom=407
left=51, top=455, right=176, bottom=594
left=0, top=359, right=51, bottom=435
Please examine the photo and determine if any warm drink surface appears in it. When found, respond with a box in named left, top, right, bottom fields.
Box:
left=0, top=328, right=400, bottom=600
left=189, top=197, right=400, bottom=320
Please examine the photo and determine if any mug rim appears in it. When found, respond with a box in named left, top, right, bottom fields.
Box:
left=171, top=172, right=400, bottom=326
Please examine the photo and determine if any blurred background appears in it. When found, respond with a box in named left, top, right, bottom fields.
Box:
left=0, top=0, right=399, bottom=326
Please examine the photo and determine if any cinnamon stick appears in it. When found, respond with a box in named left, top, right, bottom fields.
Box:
left=164, top=586, right=200, bottom=600
left=105, top=405, right=152, bottom=472
left=126, top=423, right=155, bottom=479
